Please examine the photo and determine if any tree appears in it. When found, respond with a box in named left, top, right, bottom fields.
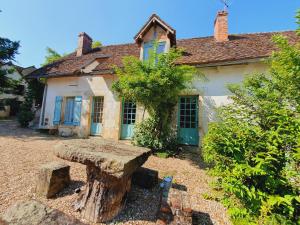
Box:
left=0, top=37, right=20, bottom=94
left=202, top=11, right=300, bottom=225
left=112, top=42, right=197, bottom=152
left=92, top=41, right=102, bottom=48
left=41, top=47, right=64, bottom=66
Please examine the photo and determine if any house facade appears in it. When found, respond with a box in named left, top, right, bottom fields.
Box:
left=29, top=11, right=298, bottom=145
left=0, top=63, right=35, bottom=117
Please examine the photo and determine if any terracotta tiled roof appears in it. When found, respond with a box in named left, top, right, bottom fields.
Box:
left=28, top=31, right=298, bottom=78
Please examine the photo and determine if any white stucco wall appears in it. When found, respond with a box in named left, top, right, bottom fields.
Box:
left=194, top=61, right=268, bottom=139
left=41, top=75, right=122, bottom=139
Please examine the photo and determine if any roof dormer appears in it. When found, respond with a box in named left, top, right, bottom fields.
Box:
left=134, top=14, right=176, bottom=47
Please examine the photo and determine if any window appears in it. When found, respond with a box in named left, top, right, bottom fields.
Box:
left=53, top=96, right=82, bottom=126
left=143, top=41, right=166, bottom=61
left=123, top=101, right=136, bottom=125
left=64, top=97, right=75, bottom=125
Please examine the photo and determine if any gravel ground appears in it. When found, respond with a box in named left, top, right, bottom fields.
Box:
left=0, top=119, right=231, bottom=225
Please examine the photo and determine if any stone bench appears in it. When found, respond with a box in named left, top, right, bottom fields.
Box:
left=132, top=167, right=158, bottom=189
left=35, top=162, right=70, bottom=198
left=156, top=177, right=192, bottom=225
left=1, top=200, right=86, bottom=225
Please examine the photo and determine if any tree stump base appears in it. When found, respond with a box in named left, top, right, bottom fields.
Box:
left=75, top=163, right=131, bottom=223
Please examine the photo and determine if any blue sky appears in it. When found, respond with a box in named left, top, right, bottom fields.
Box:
left=1, top=0, right=299, bottom=67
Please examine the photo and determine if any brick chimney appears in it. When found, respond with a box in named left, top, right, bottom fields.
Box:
left=76, top=32, right=92, bottom=57
left=214, top=11, right=229, bottom=42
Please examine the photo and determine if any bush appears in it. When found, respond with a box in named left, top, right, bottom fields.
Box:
left=5, top=98, right=22, bottom=116
left=132, top=118, right=179, bottom=155
left=17, top=110, right=34, bottom=127
left=202, top=31, right=300, bottom=225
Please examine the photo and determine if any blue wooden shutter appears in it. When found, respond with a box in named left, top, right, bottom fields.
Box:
left=157, top=42, right=166, bottom=54
left=73, top=96, right=82, bottom=126
left=64, top=97, right=75, bottom=125
left=53, top=96, right=62, bottom=125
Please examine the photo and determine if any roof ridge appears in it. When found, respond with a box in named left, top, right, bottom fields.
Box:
left=98, top=30, right=296, bottom=47
left=229, top=30, right=294, bottom=36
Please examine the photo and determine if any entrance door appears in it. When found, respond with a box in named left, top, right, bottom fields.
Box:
left=90, top=96, right=104, bottom=136
left=178, top=96, right=199, bottom=145
left=121, top=100, right=136, bottom=139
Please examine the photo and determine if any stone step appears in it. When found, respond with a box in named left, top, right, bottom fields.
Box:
left=35, top=161, right=70, bottom=198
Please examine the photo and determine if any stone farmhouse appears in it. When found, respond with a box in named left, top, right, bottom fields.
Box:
left=28, top=11, right=298, bottom=146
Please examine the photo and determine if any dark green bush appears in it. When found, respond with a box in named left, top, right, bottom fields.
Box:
left=132, top=118, right=179, bottom=155
left=17, top=110, right=34, bottom=127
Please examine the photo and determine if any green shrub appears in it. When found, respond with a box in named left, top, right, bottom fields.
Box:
left=202, top=19, right=300, bottom=225
left=17, top=110, right=34, bottom=127
left=132, top=117, right=179, bottom=155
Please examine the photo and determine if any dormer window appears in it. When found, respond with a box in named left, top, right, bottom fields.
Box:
left=143, top=41, right=166, bottom=60
left=134, top=14, right=176, bottom=61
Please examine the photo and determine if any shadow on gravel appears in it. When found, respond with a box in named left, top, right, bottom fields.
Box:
left=176, top=146, right=211, bottom=170
left=192, top=211, right=214, bottom=225
left=0, top=119, right=80, bottom=142
left=54, top=180, right=85, bottom=199
left=110, top=185, right=161, bottom=223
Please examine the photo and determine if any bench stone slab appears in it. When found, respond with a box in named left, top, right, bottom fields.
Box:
left=35, top=161, right=70, bottom=198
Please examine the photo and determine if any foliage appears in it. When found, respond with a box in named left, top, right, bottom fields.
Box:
left=27, top=78, right=45, bottom=106
left=41, top=47, right=65, bottom=66
left=0, top=37, right=20, bottom=94
left=112, top=42, right=197, bottom=152
left=17, top=107, right=34, bottom=127
left=133, top=117, right=178, bottom=155
left=202, top=13, right=300, bottom=225
left=92, top=41, right=102, bottom=48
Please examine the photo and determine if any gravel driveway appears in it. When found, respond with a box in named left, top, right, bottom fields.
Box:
left=0, top=119, right=231, bottom=225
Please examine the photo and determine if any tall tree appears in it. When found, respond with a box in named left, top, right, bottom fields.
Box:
left=92, top=41, right=102, bottom=48
left=41, top=47, right=64, bottom=66
left=0, top=37, right=20, bottom=93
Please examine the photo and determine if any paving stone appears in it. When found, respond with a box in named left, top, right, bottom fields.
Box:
left=1, top=200, right=86, bottom=225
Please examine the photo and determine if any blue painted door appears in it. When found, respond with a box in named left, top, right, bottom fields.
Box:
left=90, top=96, right=104, bottom=136
left=121, top=101, right=136, bottom=139
left=178, top=96, right=199, bottom=146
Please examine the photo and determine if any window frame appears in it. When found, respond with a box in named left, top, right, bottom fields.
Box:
left=143, top=41, right=166, bottom=61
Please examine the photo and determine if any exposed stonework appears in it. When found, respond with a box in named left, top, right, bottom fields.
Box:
left=54, top=138, right=151, bottom=223
left=132, top=167, right=158, bottom=189
left=35, top=162, right=70, bottom=198
left=1, top=200, right=86, bottom=225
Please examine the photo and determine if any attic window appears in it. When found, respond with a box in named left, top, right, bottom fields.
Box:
left=143, top=41, right=166, bottom=60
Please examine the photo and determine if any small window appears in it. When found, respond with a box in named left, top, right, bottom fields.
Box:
left=143, top=41, right=166, bottom=61
left=64, top=97, right=75, bottom=125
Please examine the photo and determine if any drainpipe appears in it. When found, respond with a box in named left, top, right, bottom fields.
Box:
left=39, top=79, right=48, bottom=127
